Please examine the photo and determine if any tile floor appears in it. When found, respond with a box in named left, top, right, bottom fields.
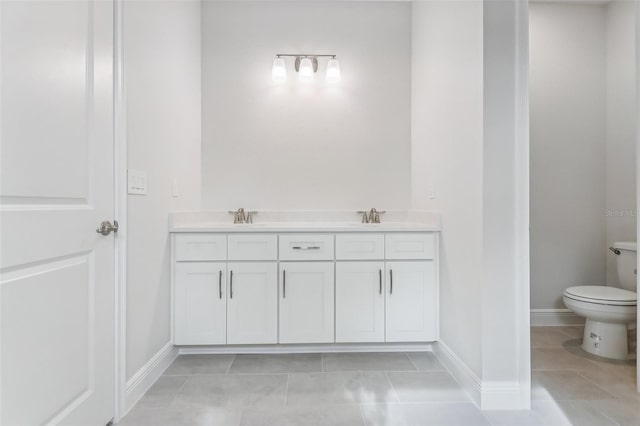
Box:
left=118, top=327, right=639, bottom=425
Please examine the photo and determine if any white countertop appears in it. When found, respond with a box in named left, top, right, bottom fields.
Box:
left=169, top=210, right=441, bottom=233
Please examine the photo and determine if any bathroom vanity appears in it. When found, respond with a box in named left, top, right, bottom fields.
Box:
left=169, top=213, right=440, bottom=348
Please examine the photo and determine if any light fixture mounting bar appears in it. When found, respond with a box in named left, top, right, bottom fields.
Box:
left=276, top=54, right=337, bottom=71
left=276, top=54, right=337, bottom=58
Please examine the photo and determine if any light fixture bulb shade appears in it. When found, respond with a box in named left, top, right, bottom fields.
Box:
left=298, top=57, right=314, bottom=82
left=326, top=58, right=341, bottom=83
left=272, top=57, right=287, bottom=82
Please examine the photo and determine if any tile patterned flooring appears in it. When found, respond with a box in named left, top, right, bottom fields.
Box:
left=118, top=327, right=639, bottom=425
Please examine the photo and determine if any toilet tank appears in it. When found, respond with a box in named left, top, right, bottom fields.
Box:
left=614, top=242, right=637, bottom=292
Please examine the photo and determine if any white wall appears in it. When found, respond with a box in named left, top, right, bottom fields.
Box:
left=482, top=0, right=530, bottom=407
left=605, top=0, right=637, bottom=286
left=529, top=3, right=607, bottom=309
left=124, top=0, right=201, bottom=380
left=201, top=1, right=412, bottom=210
left=411, top=0, right=484, bottom=378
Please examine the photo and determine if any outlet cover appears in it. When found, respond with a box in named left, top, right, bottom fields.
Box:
left=128, top=169, right=147, bottom=195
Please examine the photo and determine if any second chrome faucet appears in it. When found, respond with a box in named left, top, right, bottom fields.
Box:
left=228, top=208, right=257, bottom=224
left=357, top=208, right=386, bottom=224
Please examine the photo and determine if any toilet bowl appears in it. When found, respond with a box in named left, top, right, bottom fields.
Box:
left=563, top=242, right=637, bottom=360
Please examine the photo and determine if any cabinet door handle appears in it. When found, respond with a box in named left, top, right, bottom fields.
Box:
left=379, top=269, right=382, bottom=295
left=219, top=270, right=223, bottom=299
left=230, top=270, right=233, bottom=299
left=282, top=270, right=286, bottom=298
left=389, top=269, right=393, bottom=295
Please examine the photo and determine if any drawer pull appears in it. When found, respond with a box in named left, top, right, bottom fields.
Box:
left=292, top=246, right=321, bottom=250
left=230, top=270, right=233, bottom=299
left=218, top=270, right=223, bottom=299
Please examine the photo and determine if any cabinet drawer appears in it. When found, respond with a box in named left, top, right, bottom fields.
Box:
left=228, top=234, right=277, bottom=260
left=279, top=234, right=334, bottom=261
left=174, top=234, right=226, bottom=261
left=385, top=233, right=436, bottom=260
left=336, top=234, right=384, bottom=260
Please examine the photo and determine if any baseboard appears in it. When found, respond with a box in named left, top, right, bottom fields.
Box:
left=434, top=342, right=530, bottom=410
left=124, top=342, right=179, bottom=416
left=433, top=341, right=482, bottom=408
left=179, top=342, right=434, bottom=355
left=530, top=309, right=585, bottom=326
left=480, top=381, right=530, bottom=410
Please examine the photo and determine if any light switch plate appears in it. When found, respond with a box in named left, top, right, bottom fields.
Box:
left=128, top=169, right=147, bottom=195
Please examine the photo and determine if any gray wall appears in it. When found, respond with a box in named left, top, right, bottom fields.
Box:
left=411, top=0, right=484, bottom=377
left=201, top=1, right=412, bottom=210
left=605, top=1, right=637, bottom=287
left=125, top=0, right=201, bottom=379
left=530, top=1, right=636, bottom=310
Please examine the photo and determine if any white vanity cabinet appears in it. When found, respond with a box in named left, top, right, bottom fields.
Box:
left=174, top=262, right=226, bottom=345
left=335, top=261, right=385, bottom=342
left=171, top=230, right=439, bottom=347
left=226, top=262, right=278, bottom=344
left=279, top=262, right=334, bottom=344
left=385, top=261, right=438, bottom=342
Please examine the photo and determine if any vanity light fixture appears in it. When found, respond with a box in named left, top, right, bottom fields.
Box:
left=326, top=57, right=341, bottom=83
left=298, top=57, right=315, bottom=82
left=271, top=54, right=340, bottom=83
left=271, top=56, right=287, bottom=82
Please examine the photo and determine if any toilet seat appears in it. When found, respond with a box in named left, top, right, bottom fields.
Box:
left=564, top=285, right=637, bottom=306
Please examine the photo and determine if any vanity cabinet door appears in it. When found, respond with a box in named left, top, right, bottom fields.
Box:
left=227, top=263, right=278, bottom=344
left=385, top=261, right=438, bottom=342
left=279, top=262, right=335, bottom=344
left=174, top=262, right=226, bottom=345
left=335, top=262, right=385, bottom=343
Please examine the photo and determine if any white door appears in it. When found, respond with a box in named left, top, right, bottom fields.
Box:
left=279, top=262, right=334, bottom=344
left=227, top=263, right=278, bottom=344
left=0, top=1, right=115, bottom=425
left=386, top=262, right=438, bottom=342
left=336, top=262, right=385, bottom=343
left=174, top=263, right=226, bottom=345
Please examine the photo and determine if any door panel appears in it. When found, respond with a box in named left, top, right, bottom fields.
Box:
left=226, top=263, right=278, bottom=344
left=0, top=1, right=115, bottom=425
left=174, top=263, right=226, bottom=345
left=279, top=262, right=334, bottom=344
left=385, top=262, right=437, bottom=342
left=336, top=262, right=385, bottom=343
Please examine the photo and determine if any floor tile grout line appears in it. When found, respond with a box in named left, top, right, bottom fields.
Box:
left=225, top=354, right=236, bottom=375
left=596, top=408, right=622, bottom=426
left=283, top=373, right=290, bottom=406
left=164, top=375, right=191, bottom=408
left=358, top=404, right=367, bottom=426
left=404, top=352, right=419, bottom=372
left=383, top=371, right=402, bottom=403
left=572, top=370, right=620, bottom=399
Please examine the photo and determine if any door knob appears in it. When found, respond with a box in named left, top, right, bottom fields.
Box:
left=96, top=220, right=119, bottom=236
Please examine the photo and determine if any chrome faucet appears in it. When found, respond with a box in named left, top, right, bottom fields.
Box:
left=357, top=208, right=386, bottom=224
left=368, top=208, right=385, bottom=224
left=228, top=208, right=246, bottom=224
left=357, top=210, right=370, bottom=223
left=228, top=208, right=257, bottom=224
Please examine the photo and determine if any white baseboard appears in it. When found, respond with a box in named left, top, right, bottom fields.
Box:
left=124, top=342, right=179, bottom=416
left=480, top=381, right=530, bottom=410
left=433, top=341, right=481, bottom=408
left=179, top=342, right=433, bottom=355
left=530, top=309, right=585, bottom=326
left=434, top=342, right=530, bottom=410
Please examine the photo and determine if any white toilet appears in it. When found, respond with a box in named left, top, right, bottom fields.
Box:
left=563, top=242, right=637, bottom=360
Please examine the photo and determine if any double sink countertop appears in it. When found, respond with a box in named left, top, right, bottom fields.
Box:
left=169, top=210, right=442, bottom=233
